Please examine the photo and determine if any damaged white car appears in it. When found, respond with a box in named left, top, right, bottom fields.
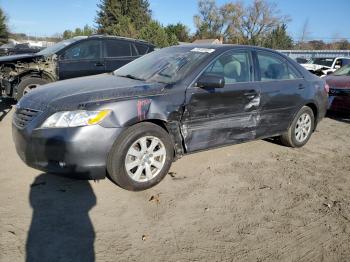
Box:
left=301, top=57, right=350, bottom=77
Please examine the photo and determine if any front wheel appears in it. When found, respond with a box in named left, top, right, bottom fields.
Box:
left=280, top=106, right=315, bottom=148
left=16, top=77, right=50, bottom=100
left=107, top=122, right=174, bottom=191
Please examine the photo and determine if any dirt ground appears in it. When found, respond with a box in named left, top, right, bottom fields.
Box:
left=0, top=100, right=349, bottom=262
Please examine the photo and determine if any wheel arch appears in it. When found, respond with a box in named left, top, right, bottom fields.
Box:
left=130, top=118, right=185, bottom=159
left=18, top=70, right=56, bottom=82
left=287, top=102, right=319, bottom=132
left=305, top=102, right=318, bottom=123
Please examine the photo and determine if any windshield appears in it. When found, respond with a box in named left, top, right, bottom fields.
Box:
left=333, top=64, right=350, bottom=76
left=114, top=46, right=215, bottom=84
left=37, top=37, right=86, bottom=56
left=307, top=58, right=334, bottom=67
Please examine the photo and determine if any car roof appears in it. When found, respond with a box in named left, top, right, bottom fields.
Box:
left=87, top=35, right=154, bottom=46
left=175, top=44, right=288, bottom=53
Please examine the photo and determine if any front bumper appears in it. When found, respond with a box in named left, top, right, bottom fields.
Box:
left=12, top=120, right=124, bottom=180
left=328, top=89, right=350, bottom=113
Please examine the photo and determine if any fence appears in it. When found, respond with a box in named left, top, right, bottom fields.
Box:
left=278, top=50, right=350, bottom=59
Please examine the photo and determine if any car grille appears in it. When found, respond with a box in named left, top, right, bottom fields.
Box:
left=13, top=107, right=41, bottom=128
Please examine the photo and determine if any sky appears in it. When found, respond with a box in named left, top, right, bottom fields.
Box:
left=1, top=0, right=350, bottom=42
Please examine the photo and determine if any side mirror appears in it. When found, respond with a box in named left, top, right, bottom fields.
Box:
left=196, top=74, right=225, bottom=89
left=334, top=65, right=341, bottom=70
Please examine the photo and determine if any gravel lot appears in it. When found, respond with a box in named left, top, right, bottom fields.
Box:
left=0, top=100, right=349, bottom=262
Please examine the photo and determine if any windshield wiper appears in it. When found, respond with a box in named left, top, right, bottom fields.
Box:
left=118, top=74, right=145, bottom=81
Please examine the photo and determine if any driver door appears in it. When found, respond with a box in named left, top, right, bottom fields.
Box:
left=181, top=49, right=261, bottom=152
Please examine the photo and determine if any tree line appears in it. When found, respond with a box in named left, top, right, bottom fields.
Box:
left=1, top=0, right=350, bottom=50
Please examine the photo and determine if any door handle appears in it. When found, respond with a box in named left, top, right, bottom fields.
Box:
left=298, top=83, right=305, bottom=90
left=95, top=62, right=104, bottom=67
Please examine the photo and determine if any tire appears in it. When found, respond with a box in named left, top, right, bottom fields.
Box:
left=107, top=122, right=174, bottom=191
left=16, top=77, right=50, bottom=100
left=280, top=106, right=315, bottom=148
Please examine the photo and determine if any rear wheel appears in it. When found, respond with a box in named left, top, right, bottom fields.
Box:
left=107, top=122, right=174, bottom=191
left=280, top=106, right=315, bottom=148
left=16, top=77, right=50, bottom=100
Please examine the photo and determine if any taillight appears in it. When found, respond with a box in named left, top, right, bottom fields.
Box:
left=324, top=83, right=330, bottom=93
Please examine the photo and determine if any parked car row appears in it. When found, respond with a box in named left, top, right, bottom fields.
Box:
left=0, top=35, right=154, bottom=100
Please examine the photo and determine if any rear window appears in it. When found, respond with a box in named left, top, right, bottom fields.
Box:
left=257, top=52, right=299, bottom=81
left=308, top=58, right=334, bottom=67
left=135, top=43, right=149, bottom=55
left=105, top=40, right=131, bottom=57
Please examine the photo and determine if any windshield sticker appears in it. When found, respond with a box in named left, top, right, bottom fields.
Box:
left=191, top=48, right=215, bottom=53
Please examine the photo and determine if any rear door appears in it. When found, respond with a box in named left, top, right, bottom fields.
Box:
left=58, top=39, right=104, bottom=80
left=103, top=39, right=135, bottom=72
left=182, top=49, right=261, bottom=152
left=254, top=50, right=306, bottom=138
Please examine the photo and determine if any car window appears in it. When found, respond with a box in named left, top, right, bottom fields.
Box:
left=61, top=40, right=101, bottom=60
left=307, top=58, right=334, bottom=67
left=333, top=64, right=350, bottom=76
left=203, top=50, right=251, bottom=84
left=342, top=59, right=350, bottom=66
left=257, top=52, right=298, bottom=81
left=336, top=59, right=350, bottom=67
left=335, top=59, right=343, bottom=67
left=135, top=43, right=149, bottom=55
left=105, top=40, right=131, bottom=57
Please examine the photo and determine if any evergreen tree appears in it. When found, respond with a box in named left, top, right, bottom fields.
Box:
left=167, top=33, right=179, bottom=46
left=0, top=8, right=9, bottom=44
left=96, top=0, right=151, bottom=35
left=139, top=21, right=169, bottom=47
left=165, top=23, right=190, bottom=42
left=62, top=25, right=95, bottom=39
left=264, top=24, right=293, bottom=49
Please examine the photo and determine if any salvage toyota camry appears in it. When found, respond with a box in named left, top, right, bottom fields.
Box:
left=12, top=45, right=328, bottom=191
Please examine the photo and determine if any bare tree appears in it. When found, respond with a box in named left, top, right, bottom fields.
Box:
left=299, top=19, right=310, bottom=49
left=194, top=0, right=241, bottom=40
left=235, top=0, right=290, bottom=45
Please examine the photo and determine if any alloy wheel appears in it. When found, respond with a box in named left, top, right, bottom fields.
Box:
left=124, top=136, right=166, bottom=182
left=295, top=113, right=312, bottom=143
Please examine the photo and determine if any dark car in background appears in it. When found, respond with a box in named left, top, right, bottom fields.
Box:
left=0, top=35, right=154, bottom=100
left=0, top=43, right=43, bottom=56
left=12, top=45, right=328, bottom=191
left=324, top=64, right=350, bottom=113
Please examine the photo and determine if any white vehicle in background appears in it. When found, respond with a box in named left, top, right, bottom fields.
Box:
left=301, top=57, right=350, bottom=77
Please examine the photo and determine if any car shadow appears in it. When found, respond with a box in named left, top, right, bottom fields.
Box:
left=326, top=112, right=350, bottom=124
left=0, top=98, right=15, bottom=121
left=26, top=173, right=97, bottom=262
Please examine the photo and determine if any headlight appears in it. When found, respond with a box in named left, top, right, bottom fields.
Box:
left=41, top=109, right=111, bottom=128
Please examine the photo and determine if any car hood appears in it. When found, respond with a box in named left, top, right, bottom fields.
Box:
left=18, top=73, right=166, bottom=112
left=324, top=75, right=350, bottom=89
left=0, top=53, right=43, bottom=63
left=301, top=63, right=331, bottom=71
